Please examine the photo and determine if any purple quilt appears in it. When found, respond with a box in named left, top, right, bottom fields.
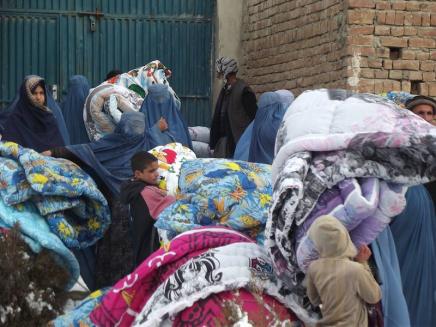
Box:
left=266, top=89, right=436, bottom=322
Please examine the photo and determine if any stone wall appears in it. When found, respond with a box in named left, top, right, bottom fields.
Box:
left=240, top=0, right=436, bottom=96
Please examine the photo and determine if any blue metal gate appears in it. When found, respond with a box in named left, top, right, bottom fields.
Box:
left=0, top=0, right=215, bottom=125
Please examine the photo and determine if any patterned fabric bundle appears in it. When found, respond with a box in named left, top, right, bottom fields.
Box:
left=0, top=198, right=80, bottom=289
left=380, top=91, right=414, bottom=107
left=84, top=60, right=179, bottom=141
left=0, top=141, right=111, bottom=249
left=84, top=84, right=143, bottom=141
left=51, top=288, right=109, bottom=327
left=89, top=227, right=304, bottom=326
left=189, top=126, right=211, bottom=157
left=155, top=159, right=272, bottom=243
left=266, top=89, right=436, bottom=322
left=148, top=142, right=196, bottom=195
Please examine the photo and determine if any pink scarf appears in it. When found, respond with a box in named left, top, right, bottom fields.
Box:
left=140, top=186, right=176, bottom=219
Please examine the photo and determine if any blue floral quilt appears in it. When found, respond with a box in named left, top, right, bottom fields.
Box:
left=155, top=159, right=272, bottom=243
left=0, top=141, right=110, bottom=248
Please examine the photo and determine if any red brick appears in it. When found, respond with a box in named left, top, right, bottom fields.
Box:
left=412, top=13, right=422, bottom=25
left=389, top=70, right=403, bottom=79
left=392, top=2, right=406, bottom=11
left=403, top=71, right=423, bottom=80
left=374, top=80, right=384, bottom=94
left=416, top=52, right=430, bottom=61
left=377, top=12, right=386, bottom=24
left=404, top=26, right=418, bottom=36
left=421, top=61, right=435, bottom=72
left=347, top=0, right=375, bottom=9
left=348, top=25, right=375, bottom=35
left=392, top=60, right=420, bottom=70
left=401, top=50, right=415, bottom=60
left=431, top=51, right=436, bottom=60
left=422, top=13, right=431, bottom=27
left=421, top=3, right=436, bottom=11
left=376, top=2, right=391, bottom=10
left=383, top=80, right=394, bottom=90
left=409, top=38, right=435, bottom=48
left=406, top=2, right=420, bottom=11
left=347, top=35, right=374, bottom=46
left=418, top=83, right=428, bottom=96
left=383, top=59, right=393, bottom=69
left=374, top=26, right=390, bottom=36
left=358, top=79, right=375, bottom=93
left=392, top=80, right=401, bottom=92
left=395, top=12, right=405, bottom=25
left=431, top=15, right=436, bottom=26
left=376, top=47, right=391, bottom=58
left=423, top=72, right=436, bottom=81
left=348, top=10, right=375, bottom=25
left=357, top=47, right=376, bottom=56
left=360, top=68, right=375, bottom=78
left=404, top=13, right=414, bottom=26
left=385, top=11, right=396, bottom=25
left=375, top=70, right=389, bottom=79
left=391, top=26, right=404, bottom=36
left=380, top=36, right=408, bottom=48
left=367, top=58, right=382, bottom=68
left=401, top=81, right=411, bottom=93
left=418, top=28, right=436, bottom=37
left=429, top=83, right=436, bottom=97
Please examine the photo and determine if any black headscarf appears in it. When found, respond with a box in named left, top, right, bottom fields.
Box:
left=1, top=75, right=65, bottom=152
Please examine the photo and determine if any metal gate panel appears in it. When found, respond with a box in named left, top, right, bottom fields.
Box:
left=0, top=14, right=58, bottom=108
left=0, top=0, right=215, bottom=126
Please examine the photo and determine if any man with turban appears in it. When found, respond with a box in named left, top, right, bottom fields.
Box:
left=210, top=57, right=257, bottom=158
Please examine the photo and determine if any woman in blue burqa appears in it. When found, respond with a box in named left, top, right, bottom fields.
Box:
left=1, top=75, right=70, bottom=150
left=389, top=185, right=436, bottom=326
left=60, top=75, right=90, bottom=145
left=140, top=83, right=192, bottom=149
left=44, top=111, right=155, bottom=290
left=234, top=90, right=293, bottom=162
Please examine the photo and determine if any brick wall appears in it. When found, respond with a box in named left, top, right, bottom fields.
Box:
left=241, top=0, right=436, bottom=96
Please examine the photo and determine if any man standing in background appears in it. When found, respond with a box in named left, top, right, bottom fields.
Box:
left=210, top=57, right=257, bottom=158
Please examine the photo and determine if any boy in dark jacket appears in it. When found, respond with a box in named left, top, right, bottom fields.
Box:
left=120, top=151, right=171, bottom=267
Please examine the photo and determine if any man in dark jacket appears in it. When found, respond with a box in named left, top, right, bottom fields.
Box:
left=210, top=57, right=257, bottom=158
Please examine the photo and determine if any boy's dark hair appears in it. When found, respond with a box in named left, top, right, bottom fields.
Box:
left=131, top=151, right=158, bottom=172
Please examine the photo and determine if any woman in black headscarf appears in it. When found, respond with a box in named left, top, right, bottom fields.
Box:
left=1, top=75, right=68, bottom=151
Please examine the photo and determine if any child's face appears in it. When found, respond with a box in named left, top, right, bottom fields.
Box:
left=134, top=161, right=160, bottom=185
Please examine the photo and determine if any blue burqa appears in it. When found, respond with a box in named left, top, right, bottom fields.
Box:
left=67, top=111, right=150, bottom=196
left=390, top=185, right=436, bottom=326
left=248, top=91, right=287, bottom=164
left=1, top=75, right=69, bottom=150
left=275, top=89, right=295, bottom=111
left=61, top=75, right=90, bottom=145
left=372, top=227, right=410, bottom=327
left=140, top=83, right=192, bottom=149
left=233, top=122, right=253, bottom=161
left=235, top=90, right=293, bottom=162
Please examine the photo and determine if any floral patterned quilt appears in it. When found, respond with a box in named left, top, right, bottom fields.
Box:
left=0, top=141, right=110, bottom=249
left=155, top=159, right=272, bottom=243
left=148, top=142, right=196, bottom=195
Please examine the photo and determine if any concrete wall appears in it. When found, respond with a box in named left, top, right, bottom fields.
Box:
left=213, top=0, right=245, bottom=107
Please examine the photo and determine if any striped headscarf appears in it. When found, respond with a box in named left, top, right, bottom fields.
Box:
left=215, top=57, right=238, bottom=78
